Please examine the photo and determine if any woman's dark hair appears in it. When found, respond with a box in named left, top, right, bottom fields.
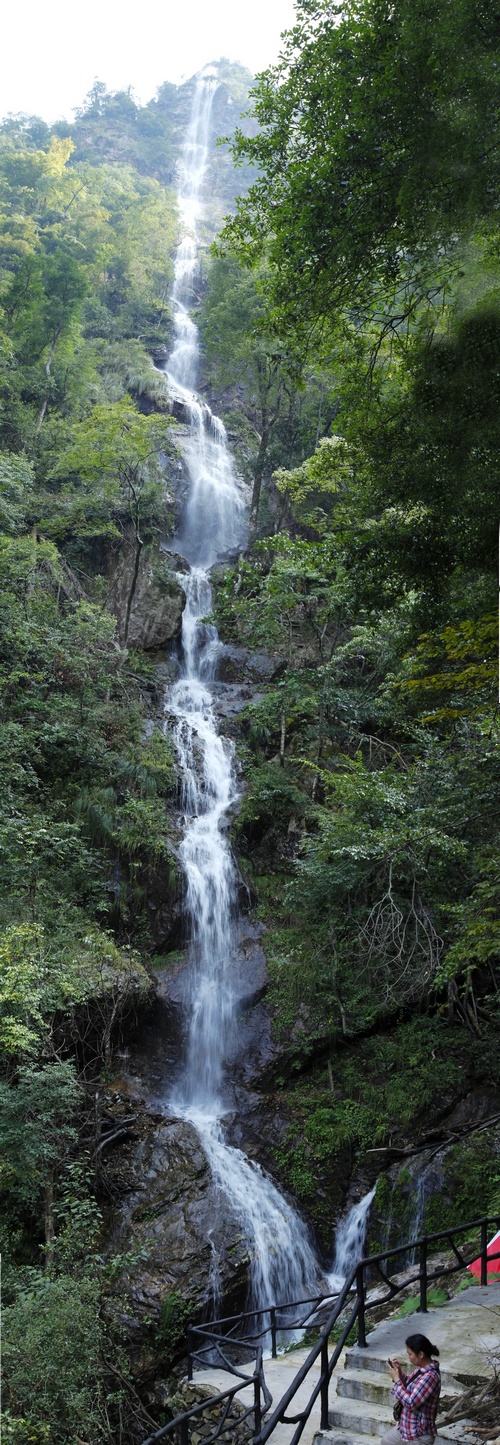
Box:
left=406, top=1333, right=439, bottom=1358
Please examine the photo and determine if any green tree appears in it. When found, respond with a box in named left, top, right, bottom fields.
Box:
left=200, top=256, right=298, bottom=538
left=0, top=1062, right=79, bottom=1258
left=223, top=0, right=500, bottom=342
left=0, top=452, right=33, bottom=532
left=4, top=250, right=88, bottom=431
left=47, top=400, right=173, bottom=642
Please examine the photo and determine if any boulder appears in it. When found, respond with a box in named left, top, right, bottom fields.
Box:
left=152, top=345, right=169, bottom=364
left=216, top=646, right=286, bottom=685
left=210, top=681, right=263, bottom=731
left=159, top=548, right=191, bottom=575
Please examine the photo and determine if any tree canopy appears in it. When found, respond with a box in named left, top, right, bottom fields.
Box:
left=222, top=0, right=500, bottom=339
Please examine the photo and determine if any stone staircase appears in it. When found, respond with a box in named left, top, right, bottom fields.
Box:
left=193, top=1285, right=500, bottom=1445
left=315, top=1286, right=500, bottom=1445
left=320, top=1343, right=463, bottom=1445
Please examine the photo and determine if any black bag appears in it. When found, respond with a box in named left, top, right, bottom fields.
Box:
left=393, top=1401, right=403, bottom=1423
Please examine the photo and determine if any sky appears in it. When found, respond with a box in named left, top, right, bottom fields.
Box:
left=1, top=0, right=298, bottom=123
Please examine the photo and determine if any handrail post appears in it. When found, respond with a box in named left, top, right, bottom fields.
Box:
left=270, top=1306, right=277, bottom=1359
left=481, top=1218, right=488, bottom=1287
left=320, top=1338, right=330, bottom=1429
left=187, top=1326, right=193, bottom=1381
left=356, top=1265, right=367, bottom=1348
left=181, top=1417, right=189, bottom=1445
left=253, top=1362, right=262, bottom=1440
left=419, top=1238, right=428, bottom=1314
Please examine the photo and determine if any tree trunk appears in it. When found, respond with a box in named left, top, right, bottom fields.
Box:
left=279, top=705, right=286, bottom=767
left=123, top=535, right=143, bottom=648
left=35, top=328, right=62, bottom=434
left=44, top=1169, right=55, bottom=1270
left=311, top=694, right=325, bottom=800
left=248, top=428, right=268, bottom=546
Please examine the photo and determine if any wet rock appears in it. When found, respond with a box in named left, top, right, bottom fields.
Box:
left=160, top=548, right=191, bottom=575
left=154, top=657, right=182, bottom=690
left=104, top=1103, right=250, bottom=1381
left=109, top=540, right=186, bottom=650
left=369, top=1116, right=500, bottom=1257
left=156, top=919, right=269, bottom=1015
left=210, top=681, right=263, bottom=729
left=445, top=1088, right=500, bottom=1131
left=142, top=867, right=185, bottom=953
left=224, top=1000, right=277, bottom=1088
left=216, top=646, right=286, bottom=685
left=152, top=345, right=169, bottom=364
left=170, top=395, right=194, bottom=425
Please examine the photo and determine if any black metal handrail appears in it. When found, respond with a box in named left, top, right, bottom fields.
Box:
left=187, top=1292, right=334, bottom=1376
left=189, top=1211, right=500, bottom=1369
left=142, top=1347, right=271, bottom=1445
left=251, top=1212, right=500, bottom=1445
left=143, top=1213, right=500, bottom=1445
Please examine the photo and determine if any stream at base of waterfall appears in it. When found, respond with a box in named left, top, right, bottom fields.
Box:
left=162, top=69, right=374, bottom=1323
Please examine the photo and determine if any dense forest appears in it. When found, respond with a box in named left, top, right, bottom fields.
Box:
left=1, top=4, right=500, bottom=1442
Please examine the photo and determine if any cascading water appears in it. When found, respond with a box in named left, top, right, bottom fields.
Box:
left=327, top=1186, right=376, bottom=1292
left=163, top=71, right=321, bottom=1318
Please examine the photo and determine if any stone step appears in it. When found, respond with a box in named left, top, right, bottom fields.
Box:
left=345, top=1350, right=397, bottom=1377
left=344, top=1347, right=461, bottom=1390
left=336, top=1370, right=396, bottom=1407
left=337, top=1366, right=464, bottom=1407
left=315, top=1432, right=381, bottom=1445
left=317, top=1427, right=463, bottom=1445
left=328, top=1396, right=393, bottom=1437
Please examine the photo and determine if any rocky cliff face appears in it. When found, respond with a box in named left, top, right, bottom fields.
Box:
left=104, top=1100, right=250, bottom=1383
left=109, top=540, right=187, bottom=650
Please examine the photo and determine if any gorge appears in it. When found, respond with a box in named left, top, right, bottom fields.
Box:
left=0, top=15, right=499, bottom=1441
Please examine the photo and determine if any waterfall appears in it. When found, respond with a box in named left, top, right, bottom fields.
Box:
left=164, top=72, right=247, bottom=569
left=407, top=1150, right=444, bottom=1264
left=163, top=71, right=321, bottom=1319
left=327, top=1186, right=376, bottom=1291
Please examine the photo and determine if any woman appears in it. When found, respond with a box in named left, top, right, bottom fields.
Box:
left=381, top=1332, right=441, bottom=1445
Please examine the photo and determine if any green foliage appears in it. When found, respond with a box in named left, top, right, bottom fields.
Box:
left=0, top=453, right=34, bottom=533
left=396, top=1289, right=448, bottom=1318
left=157, top=1291, right=192, bottom=1353
left=439, top=851, right=500, bottom=984
left=272, top=1019, right=491, bottom=1236
left=0, top=1063, right=79, bottom=1206
left=0, top=110, right=182, bottom=1441
left=424, top=1133, right=500, bottom=1233
left=222, top=0, right=500, bottom=339
left=199, top=256, right=342, bottom=535
left=236, top=762, right=310, bottom=835
left=0, top=123, right=179, bottom=459
left=2, top=1418, right=50, bottom=1445
left=2, top=1273, right=103, bottom=1443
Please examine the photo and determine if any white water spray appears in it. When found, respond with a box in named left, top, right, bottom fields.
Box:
left=327, top=1186, right=376, bottom=1291
left=164, top=73, right=320, bottom=1316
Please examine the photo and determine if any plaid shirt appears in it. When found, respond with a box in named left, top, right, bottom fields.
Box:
left=391, top=1362, right=441, bottom=1441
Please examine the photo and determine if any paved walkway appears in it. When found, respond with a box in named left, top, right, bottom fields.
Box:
left=194, top=1343, right=343, bottom=1445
